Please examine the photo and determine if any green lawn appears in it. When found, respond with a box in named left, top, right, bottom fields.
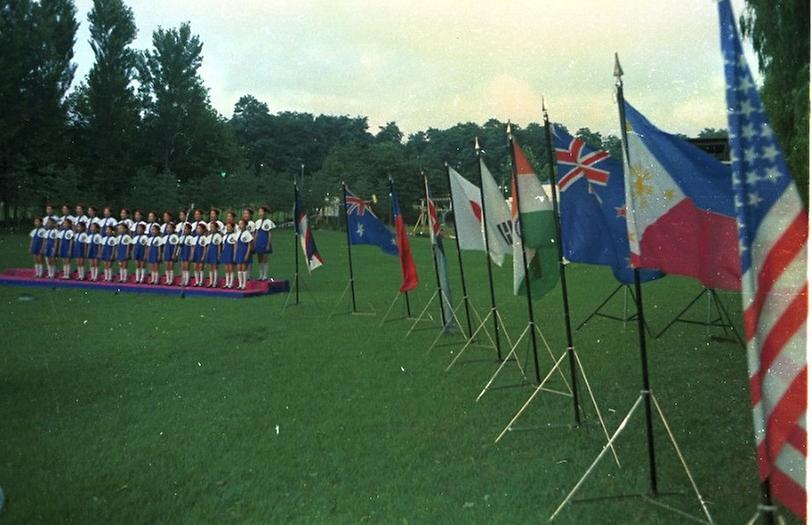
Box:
left=0, top=229, right=792, bottom=523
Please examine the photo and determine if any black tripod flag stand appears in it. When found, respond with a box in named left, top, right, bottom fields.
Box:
left=475, top=124, right=573, bottom=402
left=440, top=147, right=510, bottom=366
left=550, top=54, right=713, bottom=524
left=379, top=177, right=416, bottom=326
left=406, top=172, right=463, bottom=336
left=283, top=178, right=320, bottom=312
left=576, top=282, right=652, bottom=336
left=492, top=102, right=618, bottom=458
left=328, top=182, right=376, bottom=317
left=656, top=287, right=743, bottom=346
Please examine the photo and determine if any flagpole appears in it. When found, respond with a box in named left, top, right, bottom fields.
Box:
left=472, top=144, right=501, bottom=359
left=445, top=162, right=475, bottom=340
left=508, top=124, right=542, bottom=384
left=542, top=103, right=582, bottom=425
left=293, top=181, right=300, bottom=305
left=389, top=177, right=411, bottom=318
left=615, top=52, right=658, bottom=497
left=341, top=182, right=358, bottom=313
left=425, top=173, right=448, bottom=328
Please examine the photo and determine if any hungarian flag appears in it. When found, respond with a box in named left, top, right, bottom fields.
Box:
left=294, top=185, right=324, bottom=272
left=622, top=101, right=740, bottom=290
left=719, top=0, right=807, bottom=517
left=391, top=186, right=418, bottom=292
left=510, top=138, right=559, bottom=298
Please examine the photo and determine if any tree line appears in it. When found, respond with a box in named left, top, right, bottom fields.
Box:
left=1, top=0, right=806, bottom=226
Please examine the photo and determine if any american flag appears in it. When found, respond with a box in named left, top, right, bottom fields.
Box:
left=719, top=0, right=807, bottom=519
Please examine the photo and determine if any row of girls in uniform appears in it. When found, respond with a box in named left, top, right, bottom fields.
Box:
left=29, top=204, right=276, bottom=290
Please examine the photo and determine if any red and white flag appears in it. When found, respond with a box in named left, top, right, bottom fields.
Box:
left=719, top=1, right=807, bottom=518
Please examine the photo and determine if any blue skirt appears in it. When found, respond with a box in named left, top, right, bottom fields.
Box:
left=235, top=241, right=250, bottom=263
left=133, top=243, right=145, bottom=261
left=115, top=243, right=129, bottom=261
left=58, top=239, right=72, bottom=258
left=45, top=238, right=56, bottom=257
left=72, top=240, right=84, bottom=258
left=255, top=230, right=272, bottom=254
left=30, top=236, right=43, bottom=255
left=179, top=244, right=191, bottom=262
left=205, top=245, right=219, bottom=264
left=192, top=244, right=205, bottom=263
left=87, top=242, right=99, bottom=259
left=163, top=242, right=175, bottom=262
left=221, top=243, right=235, bottom=265
left=147, top=246, right=160, bottom=264
left=101, top=245, right=114, bottom=262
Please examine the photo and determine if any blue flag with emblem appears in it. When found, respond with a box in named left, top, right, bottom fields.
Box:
left=344, top=186, right=398, bottom=256
left=553, top=125, right=663, bottom=284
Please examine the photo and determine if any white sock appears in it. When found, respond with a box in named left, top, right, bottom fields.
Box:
left=168, top=270, right=174, bottom=284
left=122, top=268, right=128, bottom=281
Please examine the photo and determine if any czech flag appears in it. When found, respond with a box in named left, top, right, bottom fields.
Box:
left=294, top=186, right=324, bottom=272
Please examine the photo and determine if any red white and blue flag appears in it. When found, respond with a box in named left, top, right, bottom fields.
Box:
left=425, top=176, right=454, bottom=331
left=719, top=0, right=807, bottom=518
left=294, top=186, right=323, bottom=272
left=622, top=101, right=741, bottom=290
left=390, top=184, right=418, bottom=293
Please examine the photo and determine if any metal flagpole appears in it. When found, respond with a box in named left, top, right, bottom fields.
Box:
left=542, top=102, right=582, bottom=425
left=341, top=182, right=358, bottom=313
left=615, top=52, right=658, bottom=497
left=294, top=181, right=300, bottom=305
left=425, top=173, right=448, bottom=328
left=445, top=162, right=474, bottom=339
left=473, top=141, right=502, bottom=359
left=508, top=123, right=542, bottom=384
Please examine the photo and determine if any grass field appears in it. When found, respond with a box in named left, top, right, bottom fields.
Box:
left=0, top=228, right=796, bottom=524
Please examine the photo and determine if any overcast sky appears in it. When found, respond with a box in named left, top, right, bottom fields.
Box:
left=72, top=0, right=757, bottom=138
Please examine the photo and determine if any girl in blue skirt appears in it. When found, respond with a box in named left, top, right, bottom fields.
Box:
left=115, top=224, right=131, bottom=283
left=132, top=223, right=147, bottom=283
left=221, top=222, right=237, bottom=288
left=146, top=224, right=162, bottom=284
left=87, top=223, right=101, bottom=281
left=72, top=222, right=88, bottom=280
left=254, top=206, right=274, bottom=281
left=44, top=218, right=58, bottom=279
left=162, top=222, right=177, bottom=285
left=204, top=222, right=221, bottom=287
left=191, top=223, right=206, bottom=287
left=57, top=219, right=74, bottom=279
left=235, top=219, right=253, bottom=290
left=178, top=223, right=193, bottom=287
left=29, top=217, right=46, bottom=277
left=101, top=225, right=116, bottom=282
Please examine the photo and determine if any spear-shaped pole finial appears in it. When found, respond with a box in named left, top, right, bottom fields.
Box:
left=613, top=52, right=624, bottom=81
left=474, top=136, right=481, bottom=153
left=506, top=120, right=513, bottom=138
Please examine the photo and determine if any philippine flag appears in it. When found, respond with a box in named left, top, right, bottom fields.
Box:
left=623, top=101, right=741, bottom=291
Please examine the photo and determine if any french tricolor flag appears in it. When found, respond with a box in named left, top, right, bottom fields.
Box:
left=622, top=101, right=741, bottom=291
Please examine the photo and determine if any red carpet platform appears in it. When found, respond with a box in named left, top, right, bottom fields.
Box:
left=0, top=268, right=289, bottom=298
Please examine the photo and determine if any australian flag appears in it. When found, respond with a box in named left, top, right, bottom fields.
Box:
left=553, top=126, right=663, bottom=284
left=344, top=186, right=398, bottom=256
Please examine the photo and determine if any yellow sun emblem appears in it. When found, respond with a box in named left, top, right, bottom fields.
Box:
left=630, top=164, right=654, bottom=208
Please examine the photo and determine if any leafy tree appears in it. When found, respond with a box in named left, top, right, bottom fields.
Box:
left=696, top=127, right=729, bottom=139
left=741, top=0, right=809, bottom=197
left=0, top=0, right=77, bottom=221
left=375, top=122, right=403, bottom=144
left=71, top=0, right=140, bottom=197
left=137, top=22, right=239, bottom=182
